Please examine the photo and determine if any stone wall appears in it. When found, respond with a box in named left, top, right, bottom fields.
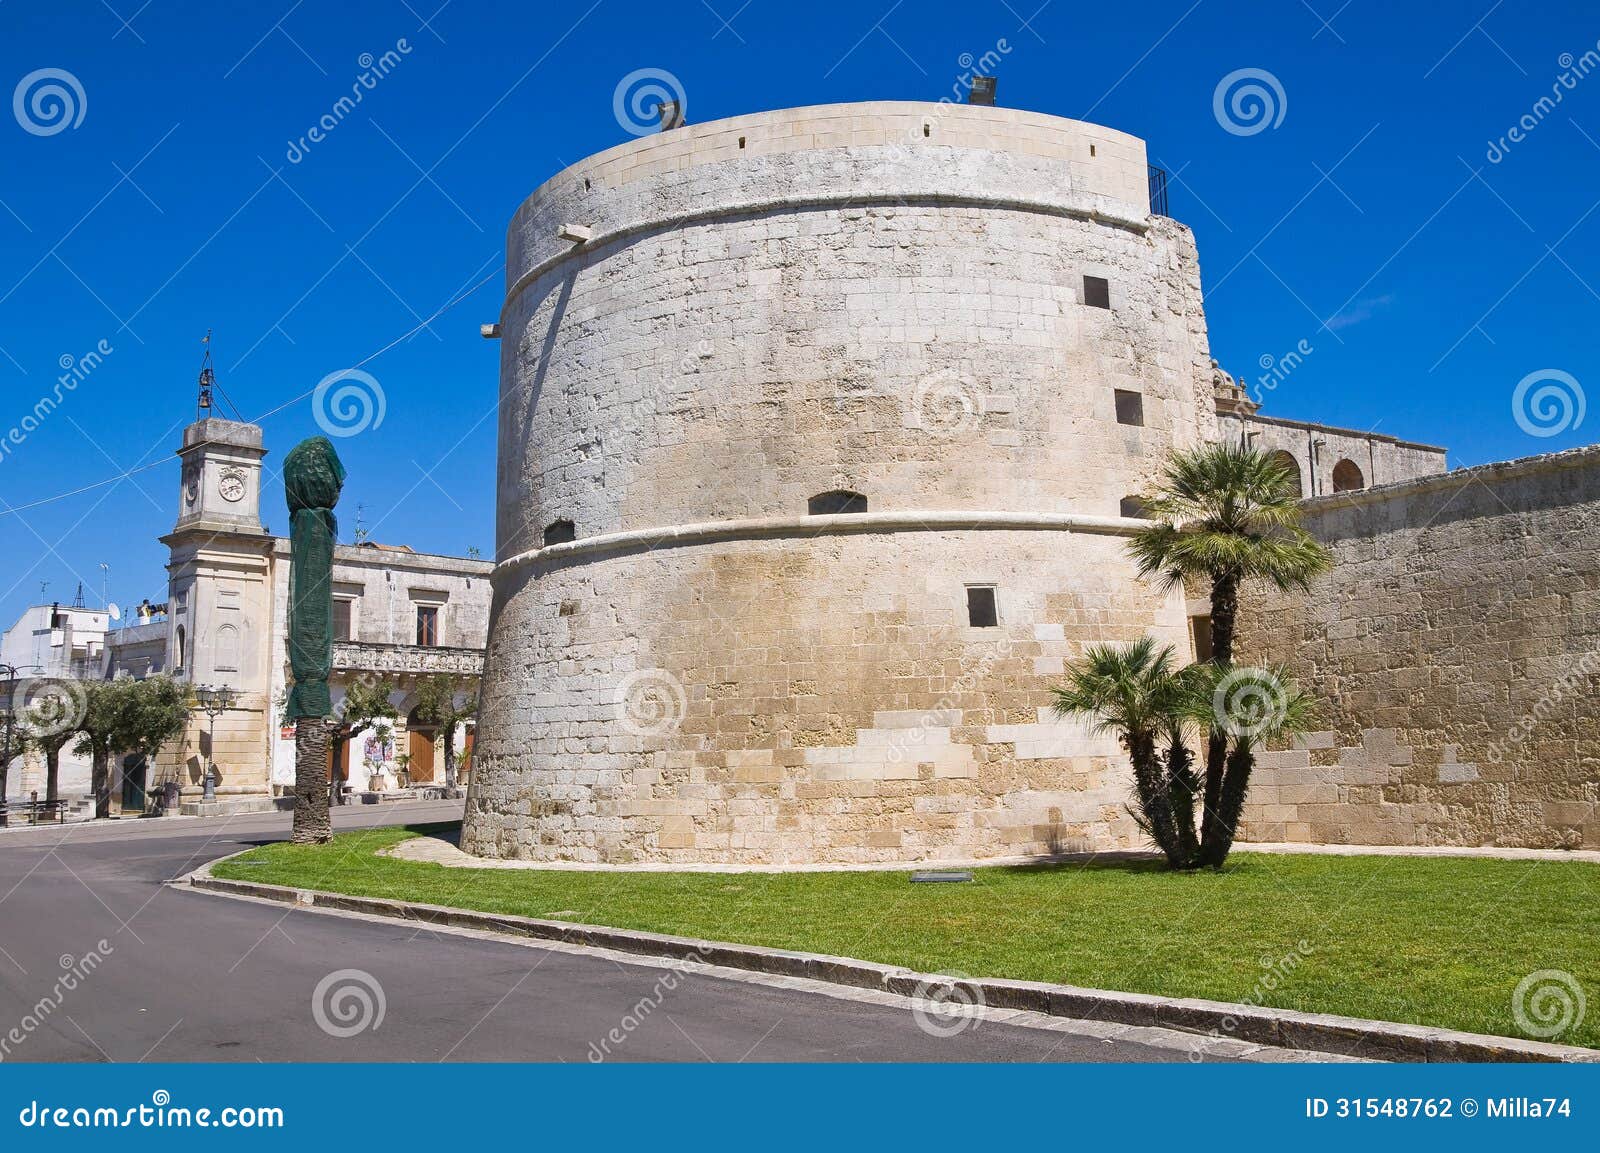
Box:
left=466, top=101, right=1220, bottom=864
left=1235, top=447, right=1600, bottom=849
left=466, top=525, right=1185, bottom=863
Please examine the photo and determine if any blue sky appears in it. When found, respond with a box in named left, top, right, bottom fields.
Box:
left=1, top=0, right=1597, bottom=626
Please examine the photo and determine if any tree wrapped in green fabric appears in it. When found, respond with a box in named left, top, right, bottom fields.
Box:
left=283, top=436, right=345, bottom=844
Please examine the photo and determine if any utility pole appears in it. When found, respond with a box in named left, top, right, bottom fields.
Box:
left=0, top=664, right=16, bottom=827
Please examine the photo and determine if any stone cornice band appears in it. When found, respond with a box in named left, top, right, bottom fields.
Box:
left=493, top=509, right=1146, bottom=579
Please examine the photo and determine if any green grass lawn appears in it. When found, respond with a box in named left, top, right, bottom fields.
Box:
left=214, top=825, right=1600, bottom=1048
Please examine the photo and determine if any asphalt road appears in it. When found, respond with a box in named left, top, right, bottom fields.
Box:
left=0, top=806, right=1217, bottom=1062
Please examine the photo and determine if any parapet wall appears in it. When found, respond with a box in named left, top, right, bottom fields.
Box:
left=1221, top=411, right=1447, bottom=497
left=1235, top=447, right=1600, bottom=849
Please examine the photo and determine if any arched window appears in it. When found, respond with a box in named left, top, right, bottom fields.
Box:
left=1119, top=496, right=1147, bottom=519
left=1268, top=450, right=1303, bottom=498
left=174, top=625, right=186, bottom=671
left=808, top=490, right=868, bottom=515
left=1331, top=459, right=1365, bottom=493
left=543, top=518, right=576, bottom=546
left=214, top=623, right=240, bottom=672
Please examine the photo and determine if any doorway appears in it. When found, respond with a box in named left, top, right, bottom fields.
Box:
left=406, top=708, right=436, bottom=783
left=120, top=756, right=148, bottom=815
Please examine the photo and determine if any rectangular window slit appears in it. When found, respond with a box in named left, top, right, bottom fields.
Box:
left=1083, top=275, right=1111, bottom=309
left=1114, top=389, right=1145, bottom=427
left=966, top=586, right=998, bottom=628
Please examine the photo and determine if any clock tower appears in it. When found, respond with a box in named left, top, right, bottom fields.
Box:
left=174, top=417, right=266, bottom=535
left=157, top=399, right=277, bottom=812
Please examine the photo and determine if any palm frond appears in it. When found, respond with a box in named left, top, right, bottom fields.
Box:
left=1124, top=441, right=1331, bottom=590
left=1051, top=637, right=1181, bottom=737
left=1174, top=661, right=1318, bottom=747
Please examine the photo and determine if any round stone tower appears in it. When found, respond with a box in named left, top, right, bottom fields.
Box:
left=463, top=101, right=1220, bottom=865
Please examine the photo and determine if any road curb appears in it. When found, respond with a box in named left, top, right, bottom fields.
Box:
left=177, top=855, right=1600, bottom=1064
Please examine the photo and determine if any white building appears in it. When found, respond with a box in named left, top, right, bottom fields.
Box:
left=3, top=410, right=491, bottom=815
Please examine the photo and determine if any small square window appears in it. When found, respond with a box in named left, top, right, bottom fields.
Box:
left=965, top=586, right=998, bottom=628
left=1083, top=275, right=1111, bottom=309
left=543, top=519, right=576, bottom=546
left=1114, top=389, right=1144, bottom=427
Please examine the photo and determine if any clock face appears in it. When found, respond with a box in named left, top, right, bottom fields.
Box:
left=219, top=471, right=246, bottom=503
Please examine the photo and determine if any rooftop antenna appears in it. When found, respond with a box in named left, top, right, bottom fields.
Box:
left=72, top=581, right=85, bottom=609
left=38, top=580, right=49, bottom=603
left=353, top=502, right=369, bottom=545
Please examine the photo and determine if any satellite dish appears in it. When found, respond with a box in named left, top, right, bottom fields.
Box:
left=108, top=602, right=121, bottom=622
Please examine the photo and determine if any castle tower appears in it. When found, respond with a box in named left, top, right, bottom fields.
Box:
left=157, top=411, right=277, bottom=812
left=464, top=102, right=1220, bottom=864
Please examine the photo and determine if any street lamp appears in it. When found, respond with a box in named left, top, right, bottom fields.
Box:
left=0, top=664, right=15, bottom=826
left=193, top=684, right=237, bottom=803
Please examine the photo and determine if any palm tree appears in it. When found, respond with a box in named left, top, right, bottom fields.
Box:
left=1054, top=643, right=1316, bottom=868
left=1051, top=638, right=1196, bottom=867
left=1181, top=663, right=1317, bottom=866
left=1127, top=442, right=1331, bottom=860
left=1128, top=442, right=1330, bottom=664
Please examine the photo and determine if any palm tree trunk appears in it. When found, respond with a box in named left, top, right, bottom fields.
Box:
left=1199, top=570, right=1241, bottom=858
left=1128, top=733, right=1185, bottom=867
left=91, top=745, right=111, bottom=819
left=1200, top=740, right=1256, bottom=867
left=1164, top=734, right=1200, bottom=865
left=292, top=716, right=332, bottom=844
left=329, top=730, right=346, bottom=807
left=1209, top=571, right=1240, bottom=665
left=442, top=728, right=457, bottom=794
